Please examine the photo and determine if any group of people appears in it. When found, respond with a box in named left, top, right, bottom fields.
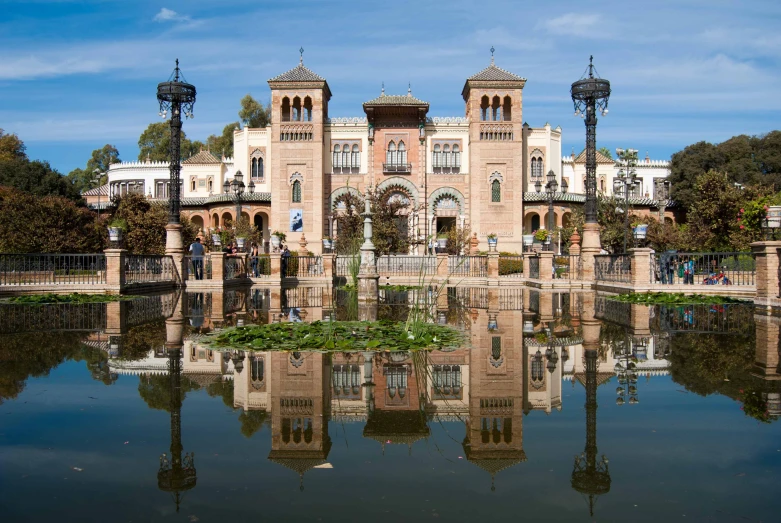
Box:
left=653, top=253, right=732, bottom=285
left=187, top=237, right=289, bottom=280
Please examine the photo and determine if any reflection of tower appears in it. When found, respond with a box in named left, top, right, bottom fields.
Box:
left=571, top=349, right=610, bottom=517
left=157, top=347, right=197, bottom=512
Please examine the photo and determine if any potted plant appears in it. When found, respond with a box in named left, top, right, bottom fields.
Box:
left=523, top=234, right=534, bottom=247
left=487, top=233, right=498, bottom=251
left=233, top=218, right=254, bottom=251
left=766, top=204, right=781, bottom=229
left=211, top=228, right=222, bottom=247
left=107, top=218, right=127, bottom=243
left=534, top=229, right=549, bottom=243
left=271, top=230, right=286, bottom=249
left=323, top=236, right=333, bottom=250
left=437, top=234, right=448, bottom=250
left=633, top=222, right=648, bottom=240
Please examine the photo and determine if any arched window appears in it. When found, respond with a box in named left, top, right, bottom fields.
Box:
left=531, top=152, right=544, bottom=178
left=490, top=337, right=503, bottom=368
left=292, top=180, right=301, bottom=203
left=600, top=179, right=605, bottom=193
left=251, top=157, right=257, bottom=178
left=491, top=179, right=501, bottom=202
left=398, top=141, right=406, bottom=165
left=492, top=96, right=501, bottom=121
left=251, top=356, right=264, bottom=383
left=208, top=179, right=213, bottom=193
left=503, top=96, right=512, bottom=121
left=303, top=97, right=312, bottom=122
left=191, top=179, right=196, bottom=191
left=333, top=144, right=341, bottom=170
left=258, top=158, right=264, bottom=179
left=281, top=97, right=290, bottom=121
left=352, top=144, right=360, bottom=172
left=433, top=144, right=441, bottom=168
left=292, top=96, right=301, bottom=121
left=387, top=141, right=396, bottom=165
left=453, top=144, right=460, bottom=168
left=342, top=146, right=349, bottom=169
left=443, top=144, right=450, bottom=168
left=480, top=95, right=489, bottom=121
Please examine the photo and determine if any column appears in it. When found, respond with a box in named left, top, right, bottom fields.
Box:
left=487, top=252, right=499, bottom=279
left=104, top=249, right=126, bottom=292
left=210, top=252, right=226, bottom=281
left=629, top=248, right=652, bottom=287
left=538, top=251, right=554, bottom=281
left=751, top=241, right=781, bottom=301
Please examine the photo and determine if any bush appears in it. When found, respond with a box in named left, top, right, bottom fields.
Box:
left=498, top=256, right=522, bottom=275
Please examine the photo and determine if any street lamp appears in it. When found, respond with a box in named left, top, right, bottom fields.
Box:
left=544, top=321, right=559, bottom=373
left=223, top=170, right=255, bottom=230
left=93, top=168, right=105, bottom=220
left=571, top=56, right=610, bottom=253
left=157, top=59, right=196, bottom=254
left=614, top=148, right=638, bottom=253
left=545, top=170, right=559, bottom=252
left=614, top=335, right=639, bottom=405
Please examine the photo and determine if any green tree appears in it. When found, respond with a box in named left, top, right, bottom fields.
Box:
left=238, top=94, right=272, bottom=128
left=67, top=144, right=121, bottom=193
left=0, top=158, right=81, bottom=200
left=110, top=193, right=199, bottom=254
left=0, top=187, right=103, bottom=253
left=138, top=373, right=200, bottom=412
left=0, top=128, right=27, bottom=162
left=137, top=122, right=203, bottom=162
left=206, top=122, right=240, bottom=158
left=598, top=146, right=613, bottom=160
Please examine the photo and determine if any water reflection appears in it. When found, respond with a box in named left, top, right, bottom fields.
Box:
left=2, top=287, right=781, bottom=519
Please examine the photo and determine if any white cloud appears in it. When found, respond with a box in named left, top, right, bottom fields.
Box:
left=153, top=7, right=180, bottom=22
left=540, top=13, right=604, bottom=38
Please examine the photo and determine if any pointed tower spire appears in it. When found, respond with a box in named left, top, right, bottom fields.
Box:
left=407, top=82, right=412, bottom=97
left=381, top=82, right=385, bottom=96
left=299, top=47, right=304, bottom=65
left=490, top=46, right=495, bottom=65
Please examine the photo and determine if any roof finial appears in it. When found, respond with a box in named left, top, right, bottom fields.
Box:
left=490, top=46, right=495, bottom=65
left=381, top=82, right=385, bottom=96
left=407, top=82, right=412, bottom=97
left=174, top=58, right=180, bottom=81
left=299, top=47, right=304, bottom=65
left=588, top=55, right=594, bottom=78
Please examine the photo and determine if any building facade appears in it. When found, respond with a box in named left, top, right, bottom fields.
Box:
left=93, top=56, right=673, bottom=254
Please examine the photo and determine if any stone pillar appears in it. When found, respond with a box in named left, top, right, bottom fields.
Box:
left=299, top=233, right=309, bottom=256
left=629, top=248, right=652, bottom=287
left=270, top=254, right=281, bottom=279
left=538, top=251, right=554, bottom=281
left=523, top=255, right=531, bottom=279
left=104, top=249, right=126, bottom=292
left=580, top=292, right=601, bottom=352
left=357, top=193, right=379, bottom=304
left=753, top=313, right=781, bottom=379
left=488, top=288, right=500, bottom=311
left=210, top=290, right=226, bottom=327
left=487, top=252, right=499, bottom=279
left=751, top=241, right=781, bottom=300
left=165, top=223, right=185, bottom=284
left=629, top=303, right=651, bottom=337
left=210, top=252, right=226, bottom=281
left=323, top=253, right=336, bottom=280
left=470, top=232, right=480, bottom=255
left=437, top=253, right=449, bottom=278
left=105, top=300, right=128, bottom=335
left=580, top=222, right=601, bottom=281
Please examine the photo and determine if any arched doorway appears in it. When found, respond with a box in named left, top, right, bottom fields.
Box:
left=212, top=213, right=220, bottom=228
left=221, top=211, right=233, bottom=227
left=190, top=215, right=204, bottom=232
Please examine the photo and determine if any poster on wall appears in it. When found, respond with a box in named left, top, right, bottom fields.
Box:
left=290, top=209, right=303, bottom=232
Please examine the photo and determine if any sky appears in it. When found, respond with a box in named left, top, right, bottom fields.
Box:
left=1, top=0, right=779, bottom=175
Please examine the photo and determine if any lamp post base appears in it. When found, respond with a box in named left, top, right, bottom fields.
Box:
left=166, top=223, right=186, bottom=283
left=580, top=222, right=602, bottom=282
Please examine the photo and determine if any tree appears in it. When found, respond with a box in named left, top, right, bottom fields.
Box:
left=67, top=144, right=121, bottom=193
left=137, top=122, right=203, bottom=162
left=0, top=187, right=103, bottom=253
left=0, top=129, right=26, bottom=162
left=206, top=122, right=240, bottom=158
left=109, top=193, right=199, bottom=254
left=238, top=94, right=272, bottom=128
left=0, top=158, right=81, bottom=200
left=598, top=146, right=613, bottom=160
left=138, top=373, right=200, bottom=412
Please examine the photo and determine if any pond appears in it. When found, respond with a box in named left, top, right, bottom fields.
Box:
left=1, top=287, right=780, bottom=522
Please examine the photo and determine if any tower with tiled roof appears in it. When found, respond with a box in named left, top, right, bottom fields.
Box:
left=463, top=48, right=527, bottom=251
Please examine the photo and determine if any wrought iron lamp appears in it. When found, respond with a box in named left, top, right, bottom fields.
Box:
left=614, top=148, right=639, bottom=253
left=545, top=321, right=559, bottom=373
left=545, top=170, right=559, bottom=252
left=223, top=170, right=255, bottom=226
left=93, top=169, right=105, bottom=219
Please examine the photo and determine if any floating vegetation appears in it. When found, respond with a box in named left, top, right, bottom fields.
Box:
left=381, top=284, right=423, bottom=291
left=203, top=320, right=465, bottom=353
left=608, top=292, right=748, bottom=305
left=6, top=293, right=134, bottom=304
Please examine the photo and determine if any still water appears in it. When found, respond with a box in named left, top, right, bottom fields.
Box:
left=1, top=287, right=780, bottom=522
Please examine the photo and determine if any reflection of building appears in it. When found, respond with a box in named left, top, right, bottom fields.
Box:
left=752, top=313, right=781, bottom=417
left=93, top=55, right=673, bottom=253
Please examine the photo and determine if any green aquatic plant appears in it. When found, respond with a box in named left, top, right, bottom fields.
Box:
left=608, top=292, right=747, bottom=305
left=203, top=320, right=464, bottom=353
left=7, top=293, right=134, bottom=304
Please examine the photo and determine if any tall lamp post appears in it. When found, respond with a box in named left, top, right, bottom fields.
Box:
left=93, top=169, right=105, bottom=220
left=157, top=59, right=196, bottom=258
left=571, top=56, right=610, bottom=278
left=535, top=170, right=561, bottom=252
left=223, top=170, right=255, bottom=225
left=613, top=148, right=638, bottom=253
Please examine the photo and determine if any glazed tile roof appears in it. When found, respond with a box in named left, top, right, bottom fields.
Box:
left=268, top=64, right=326, bottom=83
left=363, top=93, right=429, bottom=107
left=573, top=149, right=614, bottom=164
left=183, top=150, right=221, bottom=165
left=467, top=63, right=526, bottom=82
left=82, top=184, right=109, bottom=196
left=523, top=192, right=587, bottom=203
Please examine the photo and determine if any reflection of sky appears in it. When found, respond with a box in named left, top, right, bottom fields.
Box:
left=2, top=360, right=781, bottom=522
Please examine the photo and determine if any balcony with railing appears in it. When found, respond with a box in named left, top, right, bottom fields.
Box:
left=383, top=163, right=412, bottom=174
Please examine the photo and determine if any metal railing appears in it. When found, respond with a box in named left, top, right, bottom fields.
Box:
left=224, top=256, right=245, bottom=280
left=554, top=256, right=571, bottom=279
left=383, top=163, right=412, bottom=173
left=183, top=255, right=212, bottom=281
left=448, top=255, right=488, bottom=277
left=335, top=255, right=360, bottom=277
left=125, top=255, right=175, bottom=284
left=499, top=255, right=523, bottom=277
left=378, top=255, right=437, bottom=277
left=0, top=254, right=106, bottom=285
left=284, top=255, right=323, bottom=278
left=595, top=254, right=632, bottom=283
left=650, top=252, right=755, bottom=286
left=249, top=255, right=271, bottom=277
left=529, top=256, right=540, bottom=279
left=0, top=302, right=107, bottom=333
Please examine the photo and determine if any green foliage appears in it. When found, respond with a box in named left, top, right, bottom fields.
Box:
left=7, top=293, right=133, bottom=304
left=444, top=225, right=471, bottom=254
left=206, top=122, right=240, bottom=158
left=0, top=187, right=103, bottom=253
left=0, top=128, right=27, bottom=162
left=609, top=292, right=746, bottom=305
left=66, top=144, right=120, bottom=194
left=238, top=94, right=272, bottom=128
left=598, top=146, right=614, bottom=160
left=238, top=410, right=268, bottom=438
left=204, top=320, right=464, bottom=353
left=740, top=388, right=777, bottom=423
left=498, top=256, right=523, bottom=275
left=534, top=229, right=549, bottom=241
left=0, top=158, right=81, bottom=200
left=110, top=193, right=198, bottom=254
left=138, top=373, right=201, bottom=412
left=137, top=122, right=202, bottom=162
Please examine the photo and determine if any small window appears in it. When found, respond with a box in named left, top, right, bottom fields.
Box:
left=258, top=158, right=264, bottom=179
left=387, top=141, right=396, bottom=165
left=292, top=180, right=302, bottom=203
left=333, top=144, right=341, bottom=170
left=352, top=144, right=360, bottom=171
left=453, top=144, right=460, bottom=168
left=208, top=179, right=213, bottom=192
left=191, top=179, right=196, bottom=191
left=443, top=144, right=450, bottom=168
left=491, top=179, right=501, bottom=202
left=398, top=141, right=406, bottom=165
left=433, top=144, right=441, bottom=168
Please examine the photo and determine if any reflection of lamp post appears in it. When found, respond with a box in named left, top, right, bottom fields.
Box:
left=544, top=321, right=559, bottom=373
left=157, top=348, right=197, bottom=513
left=223, top=170, right=255, bottom=224
left=93, top=169, right=105, bottom=219
left=614, top=335, right=639, bottom=405
left=571, top=349, right=610, bottom=517
left=614, top=148, right=638, bottom=253
left=535, top=171, right=559, bottom=252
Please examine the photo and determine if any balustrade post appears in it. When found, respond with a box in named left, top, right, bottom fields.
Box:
left=270, top=254, right=281, bottom=279
left=538, top=251, right=554, bottom=281
left=240, top=253, right=249, bottom=278
left=751, top=241, right=781, bottom=301
left=523, top=255, right=531, bottom=279
left=629, top=248, right=652, bottom=287
left=210, top=252, right=226, bottom=281
left=104, top=249, right=126, bottom=292
left=437, top=253, right=449, bottom=278
left=487, top=252, right=499, bottom=278
left=323, top=253, right=336, bottom=280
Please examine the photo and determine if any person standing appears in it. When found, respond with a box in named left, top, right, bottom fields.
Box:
left=281, top=245, right=291, bottom=277
left=250, top=243, right=260, bottom=277
left=188, top=237, right=205, bottom=280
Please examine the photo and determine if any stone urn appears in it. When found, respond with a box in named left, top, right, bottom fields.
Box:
left=108, top=227, right=123, bottom=243
left=766, top=206, right=781, bottom=228
left=270, top=234, right=282, bottom=249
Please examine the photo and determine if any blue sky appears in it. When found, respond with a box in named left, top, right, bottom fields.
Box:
left=1, top=0, right=779, bottom=175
